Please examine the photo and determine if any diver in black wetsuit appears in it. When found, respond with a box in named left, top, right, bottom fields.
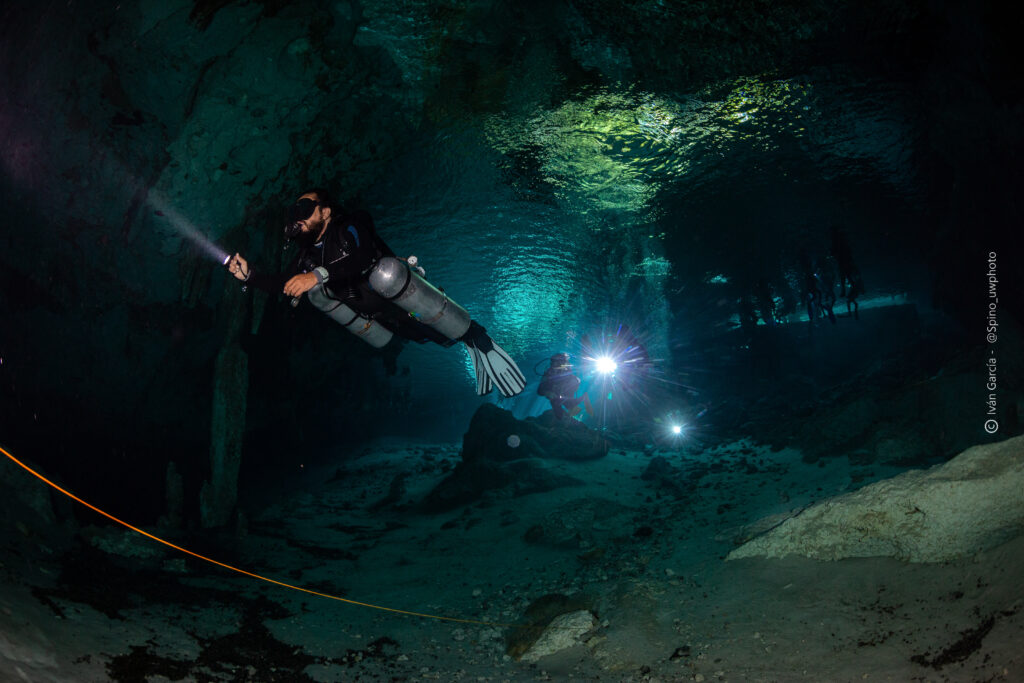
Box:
left=227, top=189, right=526, bottom=397
left=798, top=251, right=823, bottom=324
left=797, top=249, right=837, bottom=326
left=817, top=256, right=837, bottom=325
left=831, top=225, right=864, bottom=320
left=755, top=278, right=778, bottom=326
left=738, top=295, right=758, bottom=333
left=538, top=353, right=593, bottom=420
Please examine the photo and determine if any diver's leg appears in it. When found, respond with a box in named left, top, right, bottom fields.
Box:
left=563, top=396, right=585, bottom=416
left=551, top=400, right=568, bottom=419
left=368, top=258, right=525, bottom=395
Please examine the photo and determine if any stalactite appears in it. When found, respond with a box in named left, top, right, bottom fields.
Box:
left=200, top=277, right=249, bottom=529
left=158, top=461, right=184, bottom=530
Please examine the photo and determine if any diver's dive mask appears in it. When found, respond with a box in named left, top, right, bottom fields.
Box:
left=284, top=198, right=320, bottom=240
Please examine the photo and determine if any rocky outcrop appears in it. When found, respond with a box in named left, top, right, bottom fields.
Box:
left=157, top=461, right=184, bottom=531
left=465, top=404, right=609, bottom=464
left=421, top=405, right=608, bottom=512
left=200, top=278, right=249, bottom=529
left=520, top=610, right=598, bottom=663
left=728, top=435, right=1024, bottom=563
left=505, top=593, right=596, bottom=661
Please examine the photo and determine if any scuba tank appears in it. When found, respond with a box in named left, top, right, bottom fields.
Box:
left=306, top=284, right=393, bottom=349
left=368, top=256, right=472, bottom=342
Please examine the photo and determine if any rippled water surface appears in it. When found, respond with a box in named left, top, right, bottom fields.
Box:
left=366, top=68, right=925, bottom=400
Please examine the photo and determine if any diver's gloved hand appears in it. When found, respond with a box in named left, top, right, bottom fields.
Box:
left=462, top=321, right=527, bottom=398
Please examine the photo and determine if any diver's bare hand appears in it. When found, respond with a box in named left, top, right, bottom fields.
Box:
left=228, top=253, right=249, bottom=281
left=284, top=272, right=318, bottom=297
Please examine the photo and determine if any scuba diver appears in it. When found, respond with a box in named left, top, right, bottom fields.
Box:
left=818, top=257, right=838, bottom=323
left=227, top=190, right=527, bottom=398
left=738, top=295, right=758, bottom=333
left=831, top=225, right=864, bottom=320
left=538, top=353, right=593, bottom=420
left=797, top=250, right=836, bottom=325
left=755, top=278, right=778, bottom=326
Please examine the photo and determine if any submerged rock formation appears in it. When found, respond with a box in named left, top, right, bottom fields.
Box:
left=421, top=404, right=608, bottom=512
left=520, top=610, right=598, bottom=663
left=505, top=593, right=596, bottom=661
left=728, top=435, right=1024, bottom=563
left=200, top=279, right=249, bottom=528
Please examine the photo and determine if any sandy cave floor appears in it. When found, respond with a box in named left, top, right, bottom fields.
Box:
left=2, top=439, right=1023, bottom=682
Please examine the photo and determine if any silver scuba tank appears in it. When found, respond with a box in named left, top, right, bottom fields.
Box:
left=307, top=284, right=394, bottom=348
left=368, top=256, right=471, bottom=341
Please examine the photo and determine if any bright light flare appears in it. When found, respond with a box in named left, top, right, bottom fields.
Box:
left=595, top=356, right=618, bottom=375
left=671, top=424, right=683, bottom=435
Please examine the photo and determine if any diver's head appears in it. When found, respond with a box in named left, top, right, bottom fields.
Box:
left=550, top=352, right=570, bottom=367
left=285, top=189, right=333, bottom=244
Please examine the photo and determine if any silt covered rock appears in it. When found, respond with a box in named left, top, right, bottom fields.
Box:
left=421, top=404, right=608, bottom=512
left=728, top=435, right=1024, bottom=563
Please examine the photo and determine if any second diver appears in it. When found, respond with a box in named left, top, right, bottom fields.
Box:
left=538, top=353, right=593, bottom=420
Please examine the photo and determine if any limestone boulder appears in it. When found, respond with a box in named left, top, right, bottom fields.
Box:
left=421, top=404, right=608, bottom=512
left=461, top=404, right=609, bottom=465
left=727, top=435, right=1024, bottom=563
left=520, top=610, right=598, bottom=663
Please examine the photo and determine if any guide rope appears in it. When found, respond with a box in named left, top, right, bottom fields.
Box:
left=1, top=445, right=515, bottom=628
